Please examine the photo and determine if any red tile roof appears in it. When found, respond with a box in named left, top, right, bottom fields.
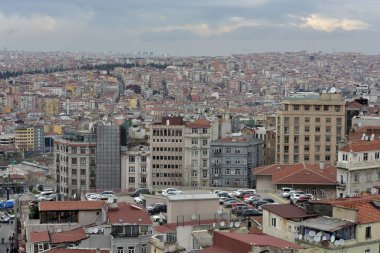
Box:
left=340, top=139, right=380, bottom=152
left=50, top=227, right=87, bottom=244
left=30, top=231, right=49, bottom=243
left=262, top=204, right=317, bottom=219
left=271, top=163, right=336, bottom=185
left=253, top=164, right=289, bottom=175
left=186, top=119, right=211, bottom=128
left=315, top=194, right=380, bottom=224
left=39, top=201, right=105, bottom=212
left=204, top=231, right=303, bottom=253
left=107, top=202, right=152, bottom=225
left=198, top=246, right=234, bottom=253
left=221, top=136, right=247, bottom=143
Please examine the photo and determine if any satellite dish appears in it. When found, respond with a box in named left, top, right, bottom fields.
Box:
left=330, top=235, right=335, bottom=242
left=298, top=234, right=303, bottom=240
left=315, top=236, right=321, bottom=242
left=220, top=221, right=225, bottom=227
left=93, top=228, right=98, bottom=234
left=334, top=240, right=339, bottom=246
left=309, top=230, right=316, bottom=236
left=229, top=222, right=234, bottom=228
left=234, top=221, right=240, bottom=228
left=191, top=214, right=197, bottom=220
left=317, top=232, right=322, bottom=237
left=322, top=236, right=327, bottom=241
left=339, top=239, right=345, bottom=246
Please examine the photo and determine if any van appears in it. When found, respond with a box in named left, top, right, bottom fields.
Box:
left=130, top=188, right=151, bottom=197
left=281, top=188, right=294, bottom=198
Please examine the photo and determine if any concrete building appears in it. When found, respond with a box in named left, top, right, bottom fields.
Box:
left=184, top=118, right=218, bottom=187
left=209, top=134, right=263, bottom=188
left=44, top=96, right=61, bottom=116
left=96, top=124, right=121, bottom=191
left=54, top=129, right=96, bottom=196
left=149, top=116, right=185, bottom=189
left=336, top=138, right=380, bottom=197
left=15, top=125, right=44, bottom=153
left=276, top=91, right=346, bottom=165
left=120, top=145, right=152, bottom=192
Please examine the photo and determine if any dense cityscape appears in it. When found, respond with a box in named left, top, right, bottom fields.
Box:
left=0, top=48, right=379, bottom=253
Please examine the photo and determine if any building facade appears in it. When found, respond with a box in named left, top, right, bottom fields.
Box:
left=96, top=124, right=121, bottom=191
left=54, top=129, right=96, bottom=196
left=183, top=118, right=219, bottom=187
left=149, top=117, right=185, bottom=189
left=44, top=96, right=61, bottom=116
left=120, top=145, right=152, bottom=192
left=336, top=138, right=380, bottom=197
left=15, top=125, right=44, bottom=153
left=209, top=134, right=263, bottom=188
left=276, top=92, right=346, bottom=165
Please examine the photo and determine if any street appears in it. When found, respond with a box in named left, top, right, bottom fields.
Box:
left=0, top=222, right=15, bottom=253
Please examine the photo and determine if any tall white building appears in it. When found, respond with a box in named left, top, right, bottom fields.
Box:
left=120, top=145, right=152, bottom=191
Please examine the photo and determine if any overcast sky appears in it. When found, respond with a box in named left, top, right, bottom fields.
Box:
left=0, top=0, right=379, bottom=56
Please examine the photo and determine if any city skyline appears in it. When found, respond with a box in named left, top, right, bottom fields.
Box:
left=0, top=0, right=379, bottom=56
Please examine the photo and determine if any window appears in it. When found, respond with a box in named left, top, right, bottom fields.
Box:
left=326, top=126, right=331, bottom=133
left=284, top=146, right=289, bottom=153
left=365, top=226, right=371, bottom=239
left=129, top=177, right=135, bottom=183
left=304, top=146, right=309, bottom=152
left=323, top=105, right=329, bottom=111
left=226, top=148, right=231, bottom=154
left=326, top=117, right=331, bottom=123
left=284, top=127, right=289, bottom=134
left=202, top=139, right=208, bottom=146
left=326, top=146, right=331, bottom=152
left=376, top=152, right=380, bottom=159
left=167, top=232, right=177, bottom=243
left=325, top=136, right=331, bottom=142
left=294, top=127, right=299, bottom=134
left=72, top=158, right=77, bottom=165
left=284, top=104, right=288, bottom=111
left=141, top=156, right=146, bottom=162
left=80, top=158, right=86, bottom=165
left=315, top=117, right=320, bottom=123
left=320, top=189, right=325, bottom=197
left=294, top=155, right=299, bottom=163
left=271, top=217, right=277, bottom=227
left=284, top=136, right=289, bottom=143
left=191, top=139, right=198, bottom=145
left=284, top=117, right=289, bottom=124
left=305, top=117, right=310, bottom=123
left=192, top=128, right=198, bottom=133
left=325, top=155, right=330, bottom=161
left=202, top=128, right=208, bottom=133
left=128, top=246, right=135, bottom=253
left=364, top=153, right=368, bottom=161
left=293, top=105, right=300, bottom=110
left=129, top=156, right=135, bottom=162
left=294, top=146, right=299, bottom=153
left=304, top=136, right=310, bottom=142
left=235, top=149, right=241, bottom=154
left=354, top=172, right=359, bottom=182
left=304, top=155, right=310, bottom=161
left=335, top=106, right=340, bottom=112
left=225, top=168, right=231, bottom=175
left=202, top=149, right=208, bottom=155
left=304, top=126, right=309, bottom=133
left=315, top=136, right=320, bottom=142
left=294, top=117, right=300, bottom=124
left=315, top=106, right=320, bottom=111
left=117, top=247, right=124, bottom=253
left=294, top=136, right=299, bottom=144
left=304, top=105, right=310, bottom=111
left=315, top=127, right=320, bottom=132
left=337, top=118, right=342, bottom=125
left=142, top=245, right=148, bottom=253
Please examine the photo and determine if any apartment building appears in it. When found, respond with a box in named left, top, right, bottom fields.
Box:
left=276, top=91, right=346, bottom=165
left=183, top=118, right=218, bottom=187
left=120, top=145, right=152, bottom=191
left=54, top=129, right=96, bottom=196
left=336, top=137, right=380, bottom=197
left=149, top=116, right=185, bottom=188
left=15, top=125, right=44, bottom=153
left=209, top=134, right=263, bottom=188
left=44, top=96, right=61, bottom=116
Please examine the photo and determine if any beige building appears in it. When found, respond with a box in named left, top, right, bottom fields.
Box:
left=148, top=116, right=185, bottom=189
left=276, top=92, right=345, bottom=165
left=44, top=96, right=61, bottom=116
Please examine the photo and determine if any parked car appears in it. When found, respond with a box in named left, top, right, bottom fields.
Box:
left=261, top=198, right=276, bottom=203
left=85, top=193, right=98, bottom=200
left=236, top=206, right=249, bottom=216
left=281, top=187, right=294, bottom=198
left=162, top=188, right=182, bottom=196
left=245, top=195, right=261, bottom=203
left=0, top=215, right=10, bottom=223
left=286, top=190, right=305, bottom=199
left=152, top=213, right=167, bottom=222
left=223, top=199, right=241, bottom=208
left=97, top=191, right=116, bottom=200
left=217, top=192, right=231, bottom=198
left=130, top=188, right=151, bottom=197
left=237, top=190, right=256, bottom=198
left=147, top=203, right=167, bottom=215
left=252, top=200, right=270, bottom=209
left=230, top=202, right=248, bottom=209
left=243, top=194, right=260, bottom=202
left=219, top=197, right=235, bottom=205
left=242, top=208, right=262, bottom=217
left=290, top=192, right=305, bottom=203
left=231, top=205, right=248, bottom=214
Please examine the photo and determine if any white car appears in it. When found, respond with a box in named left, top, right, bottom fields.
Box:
left=134, top=196, right=143, bottom=204
left=85, top=193, right=98, bottom=200
left=152, top=213, right=167, bottom=222
left=162, top=188, right=182, bottom=196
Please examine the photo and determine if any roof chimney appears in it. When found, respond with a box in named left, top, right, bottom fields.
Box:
left=319, top=161, right=325, bottom=170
